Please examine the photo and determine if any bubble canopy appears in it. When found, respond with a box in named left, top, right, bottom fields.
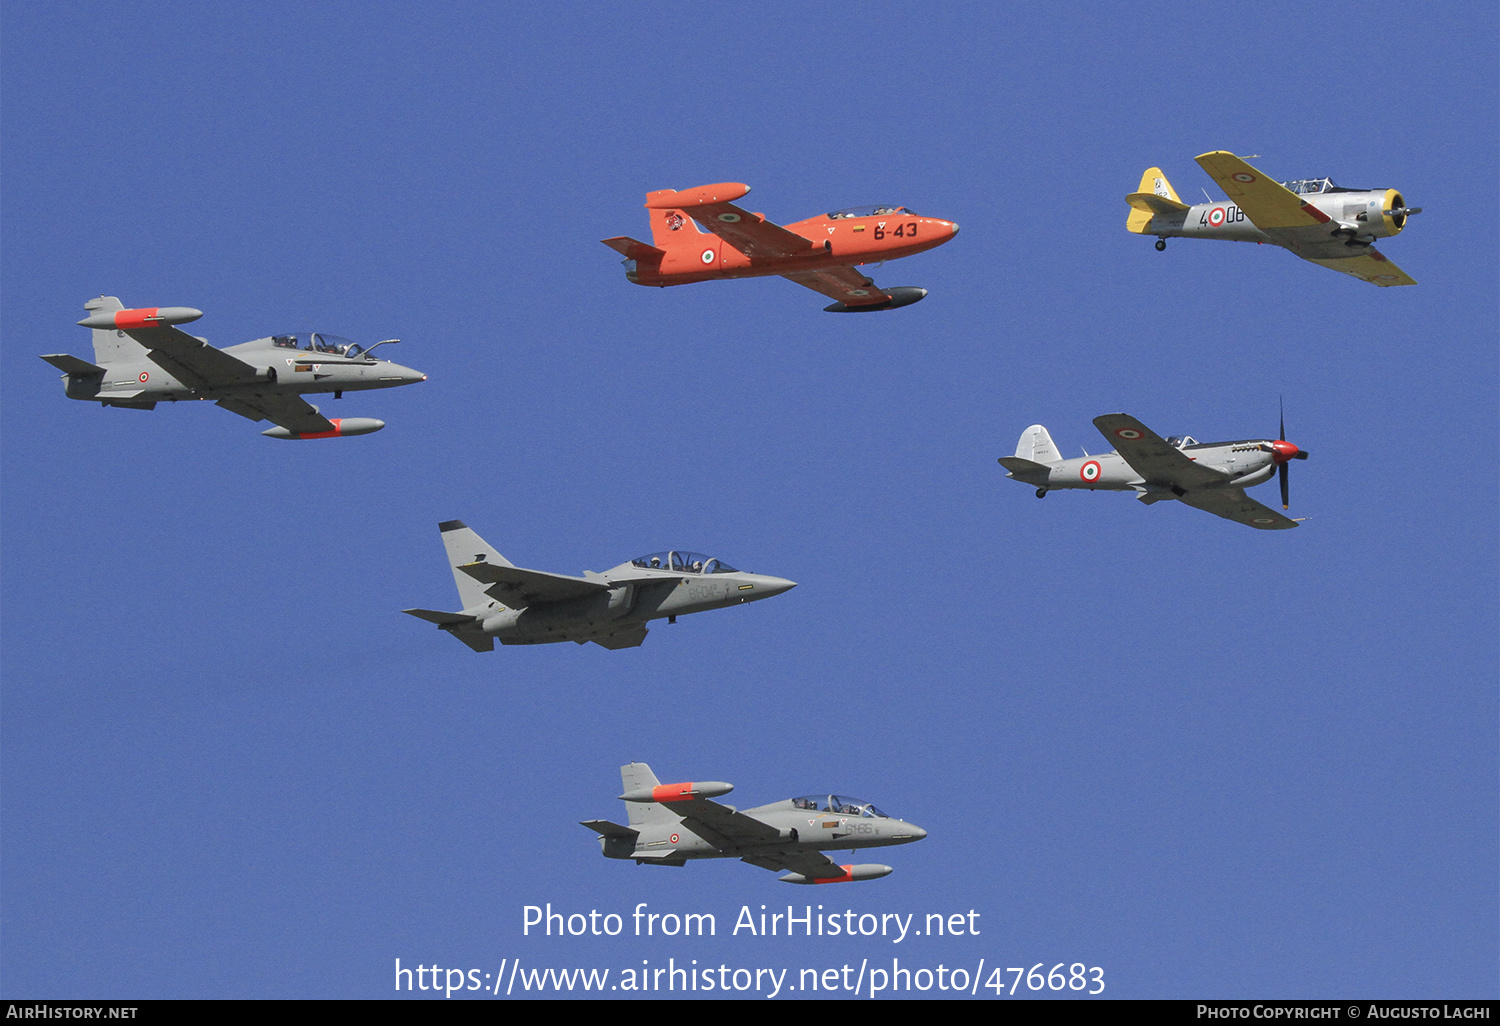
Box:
left=630, top=551, right=739, bottom=574
left=792, top=795, right=891, bottom=818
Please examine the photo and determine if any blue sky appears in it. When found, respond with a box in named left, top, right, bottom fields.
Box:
left=2, top=1, right=1495, bottom=1000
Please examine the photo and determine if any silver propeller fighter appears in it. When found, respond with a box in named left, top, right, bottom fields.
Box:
left=1127, top=151, right=1419, bottom=286
left=42, top=296, right=426, bottom=438
left=583, top=763, right=927, bottom=884
left=999, top=412, right=1309, bottom=530
left=404, top=521, right=796, bottom=651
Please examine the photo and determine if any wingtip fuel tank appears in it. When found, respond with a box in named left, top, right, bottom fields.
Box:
left=77, top=306, right=204, bottom=329
left=262, top=417, right=385, bottom=440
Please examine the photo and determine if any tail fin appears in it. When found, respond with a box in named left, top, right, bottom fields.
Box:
left=1126, top=167, right=1188, bottom=233
left=1014, top=424, right=1063, bottom=465
left=82, top=296, right=152, bottom=364
left=619, top=762, right=675, bottom=829
left=437, top=520, right=513, bottom=609
left=644, top=192, right=707, bottom=250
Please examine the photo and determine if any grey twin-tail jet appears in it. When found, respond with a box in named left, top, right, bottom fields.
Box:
left=1127, top=152, right=1419, bottom=286
left=403, top=521, right=796, bottom=651
left=999, top=412, right=1309, bottom=530
left=42, top=296, right=426, bottom=438
left=583, top=762, right=926, bottom=884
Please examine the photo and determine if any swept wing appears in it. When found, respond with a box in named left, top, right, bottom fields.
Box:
left=648, top=184, right=816, bottom=260
left=456, top=561, right=609, bottom=607
left=741, top=850, right=851, bottom=881
left=121, top=323, right=342, bottom=434
left=1194, top=151, right=1415, bottom=286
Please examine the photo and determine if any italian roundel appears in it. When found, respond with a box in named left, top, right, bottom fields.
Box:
left=1080, top=460, right=1102, bottom=483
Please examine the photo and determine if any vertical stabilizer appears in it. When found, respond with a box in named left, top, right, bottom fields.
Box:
left=619, top=762, right=675, bottom=828
left=82, top=296, right=151, bottom=364
left=438, top=520, right=514, bottom=609
left=1126, top=168, right=1184, bottom=233
left=1016, top=425, right=1063, bottom=465
left=644, top=193, right=706, bottom=250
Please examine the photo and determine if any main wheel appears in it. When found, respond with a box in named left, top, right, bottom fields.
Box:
left=1155, top=238, right=1166, bottom=252
left=1036, top=488, right=1048, bottom=498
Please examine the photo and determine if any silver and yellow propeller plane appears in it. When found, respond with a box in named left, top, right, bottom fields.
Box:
left=404, top=521, right=796, bottom=651
left=1127, top=152, right=1419, bottom=286
left=999, top=412, right=1309, bottom=530
left=583, top=762, right=927, bottom=884
left=42, top=296, right=426, bottom=438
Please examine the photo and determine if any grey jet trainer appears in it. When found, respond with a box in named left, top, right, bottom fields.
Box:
left=583, top=763, right=926, bottom=884
left=1127, top=152, right=1419, bottom=286
left=999, top=412, right=1309, bottom=530
left=42, top=296, right=426, bottom=438
left=403, top=521, right=796, bottom=651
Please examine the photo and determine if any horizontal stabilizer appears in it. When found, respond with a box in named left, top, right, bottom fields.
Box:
left=580, top=819, right=638, bottom=840
left=402, top=608, right=477, bottom=627
left=1126, top=191, right=1190, bottom=215
left=40, top=353, right=105, bottom=376
left=601, top=236, right=666, bottom=260
left=998, top=456, right=1052, bottom=479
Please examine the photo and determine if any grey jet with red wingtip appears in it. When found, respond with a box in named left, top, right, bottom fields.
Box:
left=41, top=296, right=426, bottom=438
left=999, top=412, right=1309, bottom=530
left=403, top=521, right=796, bottom=651
left=582, top=762, right=927, bottom=884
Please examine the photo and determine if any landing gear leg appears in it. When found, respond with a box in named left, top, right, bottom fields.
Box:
left=1155, top=238, right=1166, bottom=252
left=1035, top=488, right=1048, bottom=499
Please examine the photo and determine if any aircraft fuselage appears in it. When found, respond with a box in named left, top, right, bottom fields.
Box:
left=629, top=213, right=959, bottom=286
left=606, top=801, right=926, bottom=863
left=476, top=565, right=796, bottom=647
left=62, top=337, right=425, bottom=408
left=1011, top=439, right=1288, bottom=496
left=1148, top=188, right=1407, bottom=247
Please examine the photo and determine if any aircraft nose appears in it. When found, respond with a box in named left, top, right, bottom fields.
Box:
left=748, top=575, right=796, bottom=599
left=1269, top=440, right=1305, bottom=463
left=897, top=823, right=928, bottom=842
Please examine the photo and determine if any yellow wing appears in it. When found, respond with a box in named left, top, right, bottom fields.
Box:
left=1194, top=151, right=1331, bottom=228
left=1303, top=251, right=1417, bottom=287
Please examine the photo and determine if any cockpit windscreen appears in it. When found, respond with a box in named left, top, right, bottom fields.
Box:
left=631, top=551, right=739, bottom=574
left=792, top=794, right=890, bottom=818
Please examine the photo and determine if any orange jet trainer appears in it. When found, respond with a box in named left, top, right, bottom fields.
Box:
left=602, top=183, right=959, bottom=312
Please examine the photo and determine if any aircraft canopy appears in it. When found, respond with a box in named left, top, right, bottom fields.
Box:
left=1163, top=435, right=1198, bottom=449
left=792, top=795, right=890, bottom=818
left=630, top=551, right=740, bottom=574
left=1280, top=178, right=1336, bottom=195
left=826, top=205, right=916, bottom=219
left=270, top=332, right=366, bottom=356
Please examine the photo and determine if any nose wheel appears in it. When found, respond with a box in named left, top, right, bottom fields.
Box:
left=1035, top=488, right=1048, bottom=498
left=1155, top=238, right=1166, bottom=252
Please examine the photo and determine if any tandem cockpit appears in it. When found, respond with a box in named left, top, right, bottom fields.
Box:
left=827, top=205, right=917, bottom=219
left=1163, top=435, right=1198, bottom=449
left=1280, top=178, right=1343, bottom=195
left=791, top=795, right=892, bottom=818
left=269, top=332, right=392, bottom=359
left=630, top=551, right=740, bottom=574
